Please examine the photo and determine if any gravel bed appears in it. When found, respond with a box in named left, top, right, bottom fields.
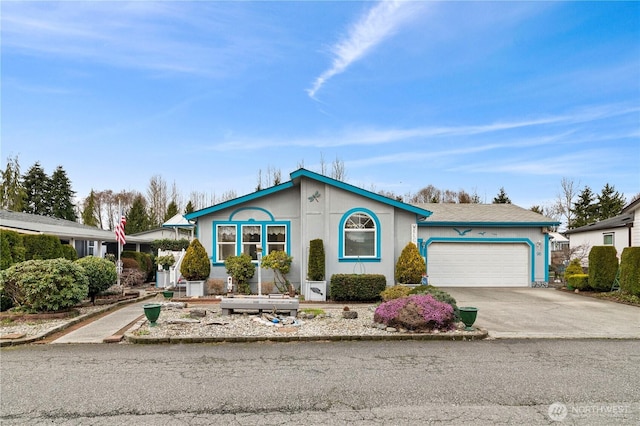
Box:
left=130, top=303, right=469, bottom=339
left=0, top=305, right=106, bottom=339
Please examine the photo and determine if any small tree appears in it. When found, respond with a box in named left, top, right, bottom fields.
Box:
left=619, top=247, right=640, bottom=296
left=395, top=242, right=425, bottom=284
left=588, top=246, right=618, bottom=291
left=307, top=239, right=325, bottom=281
left=224, top=253, right=255, bottom=294
left=261, top=250, right=294, bottom=294
left=180, top=239, right=211, bottom=281
left=76, top=256, right=117, bottom=304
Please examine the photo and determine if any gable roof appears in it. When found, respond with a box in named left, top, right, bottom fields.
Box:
left=185, top=168, right=433, bottom=220
left=413, top=203, right=560, bottom=227
left=0, top=210, right=150, bottom=243
left=564, top=211, right=634, bottom=234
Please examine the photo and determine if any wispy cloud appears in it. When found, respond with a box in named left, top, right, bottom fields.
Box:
left=307, top=0, right=425, bottom=99
left=205, top=103, right=638, bottom=151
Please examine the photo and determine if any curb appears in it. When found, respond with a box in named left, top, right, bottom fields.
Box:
left=124, top=327, right=489, bottom=344
left=0, top=293, right=156, bottom=347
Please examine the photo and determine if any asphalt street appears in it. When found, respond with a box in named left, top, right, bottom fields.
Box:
left=2, top=339, right=639, bottom=425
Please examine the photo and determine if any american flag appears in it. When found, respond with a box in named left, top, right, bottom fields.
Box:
left=115, top=214, right=127, bottom=246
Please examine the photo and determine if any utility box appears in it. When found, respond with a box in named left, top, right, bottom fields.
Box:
left=303, top=280, right=327, bottom=301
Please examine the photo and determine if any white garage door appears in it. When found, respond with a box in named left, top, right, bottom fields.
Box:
left=427, top=243, right=530, bottom=287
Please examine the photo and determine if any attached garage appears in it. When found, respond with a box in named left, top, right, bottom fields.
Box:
left=426, top=242, right=531, bottom=287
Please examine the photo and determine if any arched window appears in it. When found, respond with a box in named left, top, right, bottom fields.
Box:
left=339, top=209, right=380, bottom=261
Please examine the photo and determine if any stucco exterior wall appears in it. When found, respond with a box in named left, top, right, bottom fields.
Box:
left=568, top=227, right=630, bottom=265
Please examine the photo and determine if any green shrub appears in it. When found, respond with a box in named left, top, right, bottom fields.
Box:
left=409, top=285, right=460, bottom=321
left=262, top=250, right=293, bottom=294
left=122, top=257, right=139, bottom=270
left=1, top=230, right=25, bottom=270
left=567, top=274, right=589, bottom=290
left=395, top=242, right=425, bottom=284
left=23, top=234, right=64, bottom=260
left=330, top=274, right=386, bottom=301
left=76, top=256, right=117, bottom=304
left=224, top=253, right=255, bottom=293
left=380, top=285, right=412, bottom=301
left=61, top=244, right=78, bottom=261
left=307, top=239, right=325, bottom=281
left=620, top=247, right=640, bottom=296
left=0, top=259, right=88, bottom=312
left=122, top=251, right=153, bottom=281
left=151, top=238, right=190, bottom=252
left=180, top=238, right=211, bottom=281
left=564, top=258, right=584, bottom=279
left=0, top=282, right=13, bottom=311
left=588, top=246, right=618, bottom=291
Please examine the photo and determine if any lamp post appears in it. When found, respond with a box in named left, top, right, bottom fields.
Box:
left=257, top=247, right=263, bottom=297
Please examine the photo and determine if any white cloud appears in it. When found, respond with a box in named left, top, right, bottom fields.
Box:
left=307, top=0, right=425, bottom=99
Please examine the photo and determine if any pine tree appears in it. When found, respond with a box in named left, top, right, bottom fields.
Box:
left=125, top=194, right=150, bottom=234
left=184, top=200, right=195, bottom=214
left=597, top=183, right=625, bottom=221
left=164, top=200, right=179, bottom=222
left=492, top=187, right=512, bottom=204
left=82, top=190, right=99, bottom=227
left=572, top=186, right=597, bottom=228
left=0, top=155, right=26, bottom=211
left=22, top=162, right=51, bottom=216
left=49, top=166, right=77, bottom=221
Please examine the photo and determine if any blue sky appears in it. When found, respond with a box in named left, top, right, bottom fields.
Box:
left=2, top=1, right=639, bottom=212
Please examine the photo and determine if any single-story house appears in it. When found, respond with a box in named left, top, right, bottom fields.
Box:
left=0, top=210, right=153, bottom=257
left=185, top=169, right=559, bottom=293
left=565, top=197, right=640, bottom=258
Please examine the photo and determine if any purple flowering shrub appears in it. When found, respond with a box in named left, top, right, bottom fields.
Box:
left=374, top=294, right=455, bottom=331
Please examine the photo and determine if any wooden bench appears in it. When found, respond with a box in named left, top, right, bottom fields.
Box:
left=220, top=296, right=299, bottom=316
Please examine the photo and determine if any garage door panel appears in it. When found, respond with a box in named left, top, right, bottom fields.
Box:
left=427, top=243, right=529, bottom=287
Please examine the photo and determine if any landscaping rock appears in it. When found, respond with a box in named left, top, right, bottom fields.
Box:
left=189, top=309, right=207, bottom=318
left=342, top=311, right=358, bottom=319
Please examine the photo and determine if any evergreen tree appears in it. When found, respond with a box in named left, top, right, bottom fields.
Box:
left=125, top=194, right=150, bottom=234
left=572, top=186, right=597, bottom=228
left=597, top=183, right=625, bottom=220
left=49, top=166, right=77, bottom=221
left=0, top=155, right=26, bottom=211
left=164, top=200, right=179, bottom=222
left=22, top=162, right=51, bottom=216
left=184, top=200, right=195, bottom=214
left=82, top=190, right=99, bottom=227
left=492, top=187, right=511, bottom=204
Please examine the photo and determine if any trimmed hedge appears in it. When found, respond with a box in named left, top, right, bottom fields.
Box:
left=567, top=274, right=589, bottom=290
left=0, top=230, right=25, bottom=270
left=620, top=247, right=640, bottom=296
left=588, top=246, right=618, bottom=291
left=23, top=234, right=64, bottom=260
left=61, top=244, right=78, bottom=261
left=151, top=239, right=190, bottom=252
left=0, top=259, right=88, bottom=312
left=395, top=242, right=425, bottom=284
left=330, top=274, right=386, bottom=301
left=307, top=239, right=325, bottom=281
left=181, top=238, right=211, bottom=281
left=564, top=258, right=584, bottom=279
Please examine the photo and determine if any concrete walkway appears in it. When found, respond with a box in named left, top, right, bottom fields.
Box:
left=444, top=287, right=640, bottom=339
left=51, top=301, right=147, bottom=344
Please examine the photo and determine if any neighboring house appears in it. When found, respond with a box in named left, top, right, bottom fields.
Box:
left=565, top=197, right=640, bottom=259
left=185, top=169, right=559, bottom=292
left=0, top=210, right=153, bottom=257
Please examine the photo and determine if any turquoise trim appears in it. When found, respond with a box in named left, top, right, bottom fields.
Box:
left=229, top=206, right=275, bottom=221
left=211, top=220, right=290, bottom=265
left=419, top=221, right=560, bottom=227
left=420, top=237, right=536, bottom=283
left=185, top=182, right=294, bottom=220
left=544, top=233, right=550, bottom=282
left=290, top=168, right=433, bottom=219
left=338, top=207, right=381, bottom=262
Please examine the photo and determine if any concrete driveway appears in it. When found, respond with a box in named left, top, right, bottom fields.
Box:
left=442, top=288, right=640, bottom=339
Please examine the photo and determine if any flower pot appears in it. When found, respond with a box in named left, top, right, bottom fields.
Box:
left=459, top=306, right=478, bottom=331
left=143, top=303, right=162, bottom=327
left=162, top=291, right=174, bottom=299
